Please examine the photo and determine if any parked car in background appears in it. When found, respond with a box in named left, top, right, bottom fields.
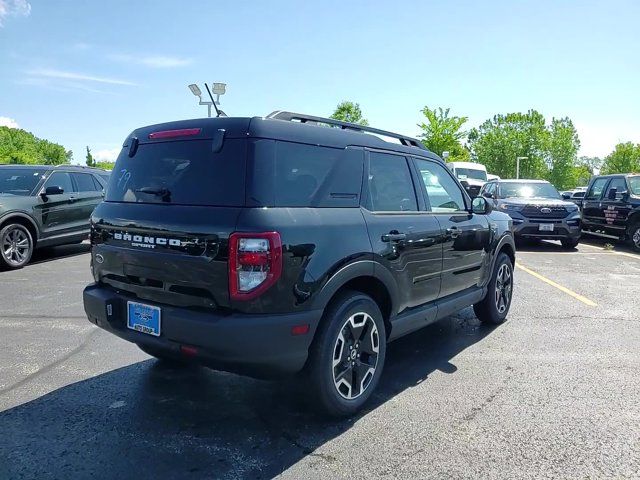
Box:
left=446, top=161, right=488, bottom=197
left=83, top=112, right=516, bottom=416
left=487, top=174, right=501, bottom=182
left=582, top=174, right=640, bottom=251
left=561, top=188, right=587, bottom=208
left=0, top=165, right=107, bottom=269
left=480, top=179, right=581, bottom=249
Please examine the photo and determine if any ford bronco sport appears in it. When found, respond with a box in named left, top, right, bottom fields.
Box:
left=83, top=112, right=516, bottom=416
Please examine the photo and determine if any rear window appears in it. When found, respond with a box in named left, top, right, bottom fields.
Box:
left=105, top=139, right=246, bottom=206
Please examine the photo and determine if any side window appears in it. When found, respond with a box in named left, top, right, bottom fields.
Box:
left=413, top=159, right=466, bottom=213
left=44, top=172, right=74, bottom=194
left=71, top=173, right=100, bottom=192
left=585, top=178, right=609, bottom=200
left=366, top=152, right=417, bottom=212
left=604, top=177, right=627, bottom=200
left=483, top=182, right=495, bottom=197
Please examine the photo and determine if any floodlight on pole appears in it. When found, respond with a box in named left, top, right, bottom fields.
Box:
left=188, top=84, right=202, bottom=97
left=187, top=83, right=213, bottom=117
left=516, top=156, right=528, bottom=179
left=211, top=82, right=226, bottom=105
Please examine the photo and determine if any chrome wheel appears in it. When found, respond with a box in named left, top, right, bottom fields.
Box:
left=632, top=227, right=640, bottom=249
left=2, top=226, right=31, bottom=267
left=332, top=312, right=380, bottom=400
left=494, top=263, right=512, bottom=314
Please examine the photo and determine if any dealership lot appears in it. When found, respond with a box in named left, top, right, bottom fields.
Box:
left=1, top=240, right=639, bottom=479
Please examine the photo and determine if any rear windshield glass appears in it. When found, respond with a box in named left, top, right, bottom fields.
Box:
left=105, top=139, right=246, bottom=206
left=0, top=168, right=45, bottom=196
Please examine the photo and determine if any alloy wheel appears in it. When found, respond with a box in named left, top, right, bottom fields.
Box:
left=494, top=263, right=512, bottom=314
left=332, top=312, right=380, bottom=400
left=2, top=227, right=31, bottom=266
left=633, top=227, right=640, bottom=249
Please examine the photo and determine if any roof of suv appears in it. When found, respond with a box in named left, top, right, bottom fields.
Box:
left=591, top=173, right=639, bottom=178
left=491, top=179, right=551, bottom=183
left=126, top=113, right=435, bottom=159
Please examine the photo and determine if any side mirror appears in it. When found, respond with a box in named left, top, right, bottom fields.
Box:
left=607, top=188, right=617, bottom=200
left=460, top=180, right=470, bottom=190
left=41, top=185, right=64, bottom=197
left=472, top=196, right=492, bottom=215
left=482, top=191, right=494, bottom=199
left=562, top=193, right=571, bottom=200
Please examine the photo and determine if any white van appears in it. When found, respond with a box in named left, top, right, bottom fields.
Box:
left=446, top=162, right=488, bottom=196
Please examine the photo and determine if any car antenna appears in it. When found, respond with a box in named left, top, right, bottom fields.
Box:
left=204, top=83, right=226, bottom=117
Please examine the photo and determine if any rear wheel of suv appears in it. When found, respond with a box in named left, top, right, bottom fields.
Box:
left=0, top=223, right=34, bottom=270
left=628, top=222, right=640, bottom=252
left=306, top=291, right=386, bottom=417
left=561, top=237, right=580, bottom=250
left=474, top=252, right=514, bottom=325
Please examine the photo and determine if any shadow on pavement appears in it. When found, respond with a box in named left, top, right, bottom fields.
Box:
left=28, top=242, right=90, bottom=266
left=0, top=309, right=496, bottom=480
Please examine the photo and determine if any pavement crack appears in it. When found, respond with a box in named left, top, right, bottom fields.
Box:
left=0, top=328, right=99, bottom=397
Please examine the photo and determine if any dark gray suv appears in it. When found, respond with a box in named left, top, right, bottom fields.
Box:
left=0, top=165, right=109, bottom=269
left=480, top=179, right=581, bottom=249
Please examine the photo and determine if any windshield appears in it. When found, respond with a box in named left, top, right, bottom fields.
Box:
left=455, top=167, right=487, bottom=181
left=499, top=181, right=560, bottom=199
left=105, top=139, right=246, bottom=206
left=629, top=176, right=640, bottom=195
left=0, top=168, right=45, bottom=196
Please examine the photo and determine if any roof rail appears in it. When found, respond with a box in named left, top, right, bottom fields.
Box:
left=266, top=111, right=427, bottom=150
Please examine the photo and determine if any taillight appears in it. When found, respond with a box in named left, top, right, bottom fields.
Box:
left=229, top=232, right=282, bottom=301
left=148, top=128, right=201, bottom=140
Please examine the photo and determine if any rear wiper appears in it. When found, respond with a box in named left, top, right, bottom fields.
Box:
left=135, top=187, right=171, bottom=202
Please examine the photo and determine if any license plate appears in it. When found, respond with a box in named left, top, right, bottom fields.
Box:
left=539, top=223, right=554, bottom=232
left=127, top=301, right=161, bottom=336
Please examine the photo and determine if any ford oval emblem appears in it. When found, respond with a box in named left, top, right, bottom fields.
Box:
left=95, top=253, right=104, bottom=264
left=540, top=207, right=552, bottom=214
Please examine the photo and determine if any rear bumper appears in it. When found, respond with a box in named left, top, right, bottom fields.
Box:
left=83, top=283, right=322, bottom=377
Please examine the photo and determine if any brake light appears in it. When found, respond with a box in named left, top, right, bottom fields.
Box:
left=229, top=232, right=282, bottom=301
left=148, top=128, right=201, bottom=139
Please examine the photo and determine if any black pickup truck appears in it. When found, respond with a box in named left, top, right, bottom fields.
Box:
left=581, top=174, right=640, bottom=251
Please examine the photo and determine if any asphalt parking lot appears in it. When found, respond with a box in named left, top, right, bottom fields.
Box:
left=1, top=239, right=639, bottom=479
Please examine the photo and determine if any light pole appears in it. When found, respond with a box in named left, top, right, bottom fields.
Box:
left=187, top=82, right=227, bottom=117
left=516, top=156, right=528, bottom=179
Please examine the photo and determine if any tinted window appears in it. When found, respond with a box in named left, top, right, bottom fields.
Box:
left=105, top=139, right=246, bottom=206
left=44, top=172, right=74, bottom=194
left=629, top=176, right=640, bottom=195
left=414, top=159, right=465, bottom=212
left=366, top=153, right=417, bottom=212
left=0, top=168, right=46, bottom=196
left=498, top=181, right=559, bottom=199
left=605, top=177, right=627, bottom=199
left=72, top=173, right=100, bottom=192
left=454, top=167, right=487, bottom=181
left=586, top=178, right=609, bottom=200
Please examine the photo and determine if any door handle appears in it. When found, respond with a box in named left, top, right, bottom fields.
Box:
left=69, top=196, right=78, bottom=202
left=381, top=232, right=407, bottom=243
left=446, top=226, right=460, bottom=239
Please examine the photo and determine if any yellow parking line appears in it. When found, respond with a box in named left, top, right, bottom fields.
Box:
left=515, top=262, right=598, bottom=307
left=580, top=243, right=640, bottom=260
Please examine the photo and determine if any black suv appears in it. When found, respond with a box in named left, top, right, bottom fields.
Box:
left=582, top=174, right=640, bottom=251
left=83, top=112, right=516, bottom=415
left=0, top=165, right=109, bottom=269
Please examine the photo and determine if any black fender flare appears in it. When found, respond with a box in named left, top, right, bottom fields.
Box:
left=492, top=232, right=516, bottom=271
left=0, top=211, right=40, bottom=241
left=311, top=260, right=399, bottom=315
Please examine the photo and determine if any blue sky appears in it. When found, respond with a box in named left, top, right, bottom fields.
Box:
left=1, top=0, right=639, bottom=164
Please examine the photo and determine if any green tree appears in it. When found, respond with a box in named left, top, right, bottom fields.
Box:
left=86, top=146, right=95, bottom=167
left=546, top=117, right=580, bottom=190
left=0, top=126, right=70, bottom=165
left=94, top=161, right=115, bottom=170
left=417, top=106, right=470, bottom=161
left=330, top=101, right=369, bottom=126
left=601, top=142, right=640, bottom=174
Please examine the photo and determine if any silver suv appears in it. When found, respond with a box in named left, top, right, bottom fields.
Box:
left=480, top=179, right=581, bottom=249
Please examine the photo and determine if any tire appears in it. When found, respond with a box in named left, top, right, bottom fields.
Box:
left=306, top=291, right=386, bottom=417
left=137, top=344, right=193, bottom=367
left=0, top=223, right=34, bottom=270
left=628, top=222, right=640, bottom=253
left=474, top=252, right=514, bottom=325
left=561, top=237, right=580, bottom=250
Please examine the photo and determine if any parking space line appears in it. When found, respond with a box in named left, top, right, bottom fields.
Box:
left=579, top=243, right=640, bottom=260
left=515, top=262, right=598, bottom=307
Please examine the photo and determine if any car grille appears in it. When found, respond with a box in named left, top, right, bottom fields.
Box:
left=521, top=205, right=568, bottom=219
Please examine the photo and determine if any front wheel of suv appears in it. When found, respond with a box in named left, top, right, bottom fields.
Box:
left=474, top=252, right=514, bottom=325
left=628, top=222, right=640, bottom=253
left=306, top=291, right=386, bottom=417
left=0, top=223, right=34, bottom=270
left=561, top=237, right=580, bottom=250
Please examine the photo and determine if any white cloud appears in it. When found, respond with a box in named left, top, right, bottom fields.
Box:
left=93, top=147, right=120, bottom=163
left=108, top=53, right=192, bottom=68
left=0, top=0, right=31, bottom=26
left=0, top=116, right=19, bottom=128
left=27, top=68, right=137, bottom=86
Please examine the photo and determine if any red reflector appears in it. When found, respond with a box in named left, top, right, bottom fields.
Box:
left=148, top=128, right=201, bottom=139
left=180, top=345, right=198, bottom=356
left=291, top=324, right=310, bottom=336
left=238, top=251, right=269, bottom=266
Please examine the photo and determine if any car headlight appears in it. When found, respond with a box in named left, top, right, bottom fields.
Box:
left=566, top=204, right=579, bottom=213
left=499, top=203, right=522, bottom=212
